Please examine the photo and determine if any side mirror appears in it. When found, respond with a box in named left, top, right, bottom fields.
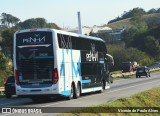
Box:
left=105, top=54, right=114, bottom=66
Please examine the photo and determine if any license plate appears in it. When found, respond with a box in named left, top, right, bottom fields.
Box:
left=32, top=83, right=39, bottom=86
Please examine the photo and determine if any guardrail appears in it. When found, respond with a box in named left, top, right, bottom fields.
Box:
left=0, top=87, right=4, bottom=95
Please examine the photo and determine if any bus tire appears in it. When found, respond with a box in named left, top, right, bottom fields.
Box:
left=97, top=80, right=105, bottom=93
left=74, top=83, right=81, bottom=99
left=102, top=80, right=105, bottom=90
left=67, top=84, right=74, bottom=100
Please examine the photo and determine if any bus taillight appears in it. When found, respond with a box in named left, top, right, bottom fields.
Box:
left=15, top=70, right=20, bottom=85
left=52, top=68, right=59, bottom=84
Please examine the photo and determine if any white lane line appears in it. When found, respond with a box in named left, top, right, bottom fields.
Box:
left=41, top=79, right=160, bottom=107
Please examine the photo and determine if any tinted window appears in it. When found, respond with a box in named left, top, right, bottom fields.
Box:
left=7, top=76, right=15, bottom=83
left=57, top=33, right=106, bottom=52
left=16, top=31, right=54, bottom=81
left=16, top=31, right=53, bottom=46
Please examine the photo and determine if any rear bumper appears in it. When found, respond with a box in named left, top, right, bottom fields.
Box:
left=4, top=87, right=16, bottom=95
left=16, top=85, right=59, bottom=96
left=136, top=73, right=147, bottom=76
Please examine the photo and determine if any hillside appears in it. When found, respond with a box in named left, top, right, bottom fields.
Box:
left=107, top=13, right=160, bottom=29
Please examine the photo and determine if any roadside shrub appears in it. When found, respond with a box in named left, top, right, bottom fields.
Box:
left=108, top=44, right=154, bottom=71
left=0, top=52, right=12, bottom=86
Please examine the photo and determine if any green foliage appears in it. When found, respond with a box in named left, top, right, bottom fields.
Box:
left=0, top=52, right=11, bottom=86
left=90, top=32, right=113, bottom=44
left=121, top=11, right=160, bottom=59
left=148, top=25, right=160, bottom=40
left=1, top=29, right=16, bottom=58
left=46, top=23, right=61, bottom=29
left=0, top=13, right=20, bottom=27
left=17, top=18, right=46, bottom=29
left=121, top=27, right=139, bottom=47
left=108, top=43, right=153, bottom=71
left=123, top=27, right=160, bottom=59
left=130, top=13, right=148, bottom=33
left=108, top=7, right=146, bottom=24
left=143, top=36, right=160, bottom=57
left=58, top=87, right=160, bottom=116
left=17, top=18, right=61, bottom=29
left=0, top=52, right=7, bottom=70
left=147, top=8, right=160, bottom=14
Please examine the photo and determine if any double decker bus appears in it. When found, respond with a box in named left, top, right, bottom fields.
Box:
left=13, top=28, right=114, bottom=101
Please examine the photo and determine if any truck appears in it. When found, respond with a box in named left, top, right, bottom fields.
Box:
left=122, top=61, right=139, bottom=73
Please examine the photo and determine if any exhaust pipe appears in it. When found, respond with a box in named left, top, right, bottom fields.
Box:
left=77, top=11, right=82, bottom=34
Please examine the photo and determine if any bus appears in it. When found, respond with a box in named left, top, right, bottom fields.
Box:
left=13, top=28, right=114, bottom=101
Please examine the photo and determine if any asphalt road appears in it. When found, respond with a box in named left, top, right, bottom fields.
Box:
left=0, top=72, right=160, bottom=116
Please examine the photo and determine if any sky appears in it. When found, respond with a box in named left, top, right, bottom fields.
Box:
left=0, top=0, right=160, bottom=28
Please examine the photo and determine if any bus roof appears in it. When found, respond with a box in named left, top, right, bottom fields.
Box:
left=15, top=28, right=105, bottom=42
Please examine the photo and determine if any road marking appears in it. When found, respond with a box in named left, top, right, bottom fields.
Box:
left=41, top=79, right=160, bottom=107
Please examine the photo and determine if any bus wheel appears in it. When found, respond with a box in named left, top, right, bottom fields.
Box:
left=74, top=83, right=81, bottom=99
left=67, top=84, right=74, bottom=100
left=97, top=80, right=105, bottom=93
left=102, top=80, right=105, bottom=90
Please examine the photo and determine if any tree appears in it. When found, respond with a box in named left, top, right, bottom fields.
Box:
left=0, top=13, right=20, bottom=27
left=108, top=44, right=153, bottom=71
left=0, top=52, right=8, bottom=70
left=1, top=29, right=15, bottom=58
left=147, top=8, right=157, bottom=14
left=17, top=18, right=61, bottom=29
left=130, top=12, right=148, bottom=34
left=121, top=27, right=139, bottom=47
left=90, top=32, right=113, bottom=44
left=0, top=13, right=7, bottom=26
left=46, top=23, right=61, bottom=29
left=108, top=7, right=146, bottom=24
left=144, top=36, right=160, bottom=57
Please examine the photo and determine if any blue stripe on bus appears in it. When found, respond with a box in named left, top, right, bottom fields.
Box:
left=33, top=56, right=54, bottom=59
left=82, top=86, right=102, bottom=90
left=61, top=49, right=66, bottom=91
left=82, top=80, right=91, bottom=84
left=61, top=49, right=81, bottom=93
left=20, top=84, right=52, bottom=88
left=99, top=60, right=104, bottom=64
left=71, top=52, right=81, bottom=79
left=61, top=90, right=71, bottom=96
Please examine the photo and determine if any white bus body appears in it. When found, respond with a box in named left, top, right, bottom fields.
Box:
left=13, top=28, right=112, bottom=100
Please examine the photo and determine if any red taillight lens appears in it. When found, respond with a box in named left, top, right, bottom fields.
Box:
left=15, top=70, right=19, bottom=85
left=52, top=68, right=59, bottom=84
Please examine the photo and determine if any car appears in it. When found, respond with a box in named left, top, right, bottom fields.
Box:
left=136, top=66, right=151, bottom=78
left=4, top=75, right=16, bottom=98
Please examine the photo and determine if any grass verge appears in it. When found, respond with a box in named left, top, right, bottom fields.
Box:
left=58, top=86, right=160, bottom=116
left=0, top=94, right=4, bottom=98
